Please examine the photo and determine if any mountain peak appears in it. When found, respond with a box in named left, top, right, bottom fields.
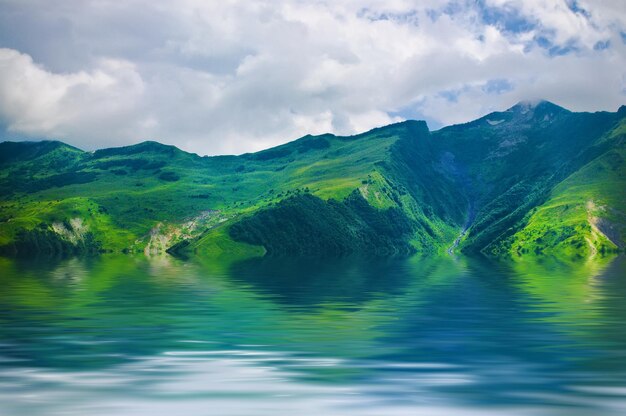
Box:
left=353, top=119, right=429, bottom=139
left=505, top=100, right=569, bottom=119
left=507, top=100, right=564, bottom=112
left=132, top=140, right=176, bottom=150
left=0, top=140, right=83, bottom=165
left=92, top=140, right=182, bottom=159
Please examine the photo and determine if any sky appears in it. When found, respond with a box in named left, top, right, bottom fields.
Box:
left=0, top=0, right=625, bottom=156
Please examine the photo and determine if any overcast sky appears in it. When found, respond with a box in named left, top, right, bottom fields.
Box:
left=0, top=0, right=625, bottom=155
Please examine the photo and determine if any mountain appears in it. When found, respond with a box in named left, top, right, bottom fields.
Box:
left=0, top=101, right=624, bottom=258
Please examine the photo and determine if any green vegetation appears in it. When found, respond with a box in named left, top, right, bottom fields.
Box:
left=228, top=192, right=415, bottom=256
left=0, top=101, right=624, bottom=258
left=503, top=122, right=626, bottom=257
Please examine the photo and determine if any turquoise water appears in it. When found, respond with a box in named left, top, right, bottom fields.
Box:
left=1, top=254, right=625, bottom=415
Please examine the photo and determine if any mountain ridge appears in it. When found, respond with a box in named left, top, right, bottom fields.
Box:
left=0, top=100, right=617, bottom=156
left=0, top=101, right=624, bottom=258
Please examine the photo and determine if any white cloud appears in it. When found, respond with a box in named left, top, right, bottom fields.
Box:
left=0, top=0, right=624, bottom=155
left=486, top=0, right=604, bottom=46
left=0, top=49, right=146, bottom=146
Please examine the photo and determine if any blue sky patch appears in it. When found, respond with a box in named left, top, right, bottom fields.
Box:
left=438, top=89, right=462, bottom=103
left=483, top=79, right=514, bottom=95
left=357, top=8, right=419, bottom=26
left=566, top=0, right=592, bottom=19
left=594, top=40, right=610, bottom=51
left=388, top=103, right=443, bottom=130
left=534, top=34, right=579, bottom=56
left=476, top=1, right=536, bottom=34
left=549, top=43, right=578, bottom=56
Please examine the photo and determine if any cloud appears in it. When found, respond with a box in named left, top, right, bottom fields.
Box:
left=0, top=0, right=624, bottom=155
left=0, top=49, right=145, bottom=144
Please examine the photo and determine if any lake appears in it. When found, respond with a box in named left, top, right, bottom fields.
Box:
left=1, top=253, right=625, bottom=415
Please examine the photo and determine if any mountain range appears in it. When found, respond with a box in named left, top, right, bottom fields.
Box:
left=0, top=100, right=624, bottom=258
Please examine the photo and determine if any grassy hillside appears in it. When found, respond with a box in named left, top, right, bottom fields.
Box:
left=0, top=121, right=462, bottom=256
left=431, top=101, right=626, bottom=256
left=502, top=119, right=626, bottom=257
left=0, top=101, right=624, bottom=258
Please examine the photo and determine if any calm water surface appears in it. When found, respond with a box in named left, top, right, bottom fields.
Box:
left=1, top=254, right=625, bottom=415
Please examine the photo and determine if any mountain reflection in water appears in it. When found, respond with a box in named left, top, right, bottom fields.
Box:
left=1, top=254, right=625, bottom=415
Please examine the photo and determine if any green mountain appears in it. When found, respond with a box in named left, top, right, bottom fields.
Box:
left=0, top=101, right=624, bottom=258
